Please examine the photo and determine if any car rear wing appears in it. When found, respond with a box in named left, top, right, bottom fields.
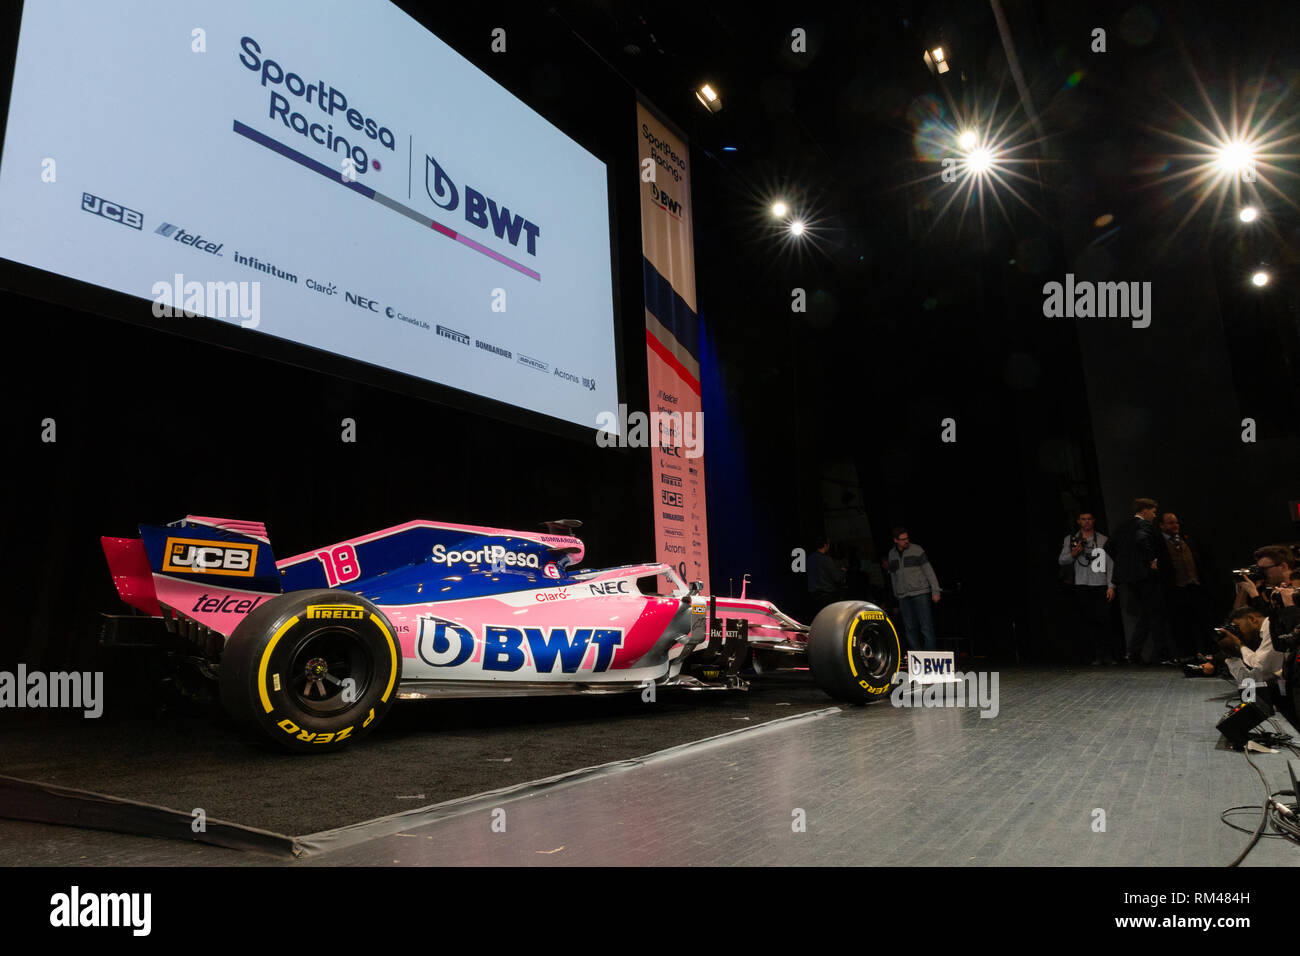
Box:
left=101, top=516, right=282, bottom=638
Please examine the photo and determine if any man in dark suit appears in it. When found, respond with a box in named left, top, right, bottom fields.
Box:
left=1155, top=512, right=1216, bottom=658
left=1106, top=497, right=1171, bottom=664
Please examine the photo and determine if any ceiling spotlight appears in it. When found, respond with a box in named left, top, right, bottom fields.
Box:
left=966, top=146, right=994, bottom=173
left=958, top=130, right=977, bottom=150
left=1214, top=140, right=1256, bottom=175
left=923, top=47, right=951, bottom=76
left=789, top=220, right=806, bottom=236
left=1251, top=270, right=1269, bottom=287
left=695, top=83, right=722, bottom=113
left=770, top=200, right=788, bottom=218
left=1239, top=206, right=1258, bottom=223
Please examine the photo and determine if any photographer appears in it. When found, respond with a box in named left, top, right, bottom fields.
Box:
left=1232, top=546, right=1294, bottom=613
left=1058, top=511, right=1116, bottom=665
left=1216, top=586, right=1299, bottom=722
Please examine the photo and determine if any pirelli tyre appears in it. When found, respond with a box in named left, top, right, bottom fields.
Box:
left=807, top=601, right=901, bottom=704
left=220, top=589, right=402, bottom=753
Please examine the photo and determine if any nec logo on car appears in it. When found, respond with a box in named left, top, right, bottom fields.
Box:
left=81, top=192, right=142, bottom=230
left=162, top=537, right=258, bottom=576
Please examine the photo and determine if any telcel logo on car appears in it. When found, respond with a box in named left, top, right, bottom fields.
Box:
left=430, top=543, right=540, bottom=568
left=162, top=537, right=258, bottom=576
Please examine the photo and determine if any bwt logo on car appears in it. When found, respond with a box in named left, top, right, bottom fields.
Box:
left=430, top=543, right=540, bottom=568
left=417, top=620, right=623, bottom=673
left=426, top=155, right=541, bottom=255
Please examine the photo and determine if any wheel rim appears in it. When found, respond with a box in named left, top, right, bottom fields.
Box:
left=853, top=621, right=896, bottom=680
left=287, top=626, right=374, bottom=716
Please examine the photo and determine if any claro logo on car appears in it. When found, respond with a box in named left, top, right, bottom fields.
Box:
left=162, top=537, right=258, bottom=576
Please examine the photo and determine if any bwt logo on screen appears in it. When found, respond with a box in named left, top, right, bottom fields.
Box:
left=426, top=156, right=541, bottom=256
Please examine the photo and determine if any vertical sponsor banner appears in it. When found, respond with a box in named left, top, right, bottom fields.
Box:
left=636, top=100, right=709, bottom=593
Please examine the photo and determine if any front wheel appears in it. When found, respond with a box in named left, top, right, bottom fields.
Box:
left=219, top=589, right=402, bottom=753
left=807, top=601, right=900, bottom=704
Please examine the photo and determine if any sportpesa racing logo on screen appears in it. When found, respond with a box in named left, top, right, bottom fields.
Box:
left=238, top=36, right=396, bottom=175
left=237, top=36, right=542, bottom=261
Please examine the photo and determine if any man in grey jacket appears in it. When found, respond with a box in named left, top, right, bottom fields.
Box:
left=1058, top=511, right=1116, bottom=665
left=886, top=527, right=942, bottom=651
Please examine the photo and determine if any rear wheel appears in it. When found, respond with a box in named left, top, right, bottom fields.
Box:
left=219, top=589, right=402, bottom=752
left=807, top=601, right=900, bottom=704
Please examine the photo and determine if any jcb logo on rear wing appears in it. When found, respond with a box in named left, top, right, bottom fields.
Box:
left=162, top=537, right=258, bottom=577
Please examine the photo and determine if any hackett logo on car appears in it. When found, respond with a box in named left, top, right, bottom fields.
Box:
left=81, top=192, right=142, bottom=230
left=162, top=537, right=258, bottom=577
left=430, top=543, right=540, bottom=568
left=154, top=222, right=224, bottom=256
left=425, top=155, right=541, bottom=256
left=436, top=324, right=470, bottom=345
left=306, top=604, right=365, bottom=620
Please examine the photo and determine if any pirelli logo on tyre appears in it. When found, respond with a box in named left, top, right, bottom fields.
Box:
left=305, top=604, right=366, bottom=620
left=162, top=537, right=258, bottom=576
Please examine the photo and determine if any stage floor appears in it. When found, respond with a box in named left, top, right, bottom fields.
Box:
left=2, top=666, right=1297, bottom=866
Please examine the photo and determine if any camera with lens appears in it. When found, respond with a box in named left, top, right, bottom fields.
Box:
left=1232, top=565, right=1267, bottom=582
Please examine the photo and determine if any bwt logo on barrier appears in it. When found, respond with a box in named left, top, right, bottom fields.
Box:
left=595, top=404, right=704, bottom=459
left=426, top=155, right=541, bottom=256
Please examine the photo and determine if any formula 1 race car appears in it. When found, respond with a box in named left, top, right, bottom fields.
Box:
left=100, top=515, right=901, bottom=751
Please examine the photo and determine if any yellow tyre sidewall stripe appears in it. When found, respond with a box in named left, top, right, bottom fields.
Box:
left=370, top=612, right=398, bottom=703
left=258, top=616, right=300, bottom=713
left=846, top=612, right=902, bottom=685
left=885, top=618, right=901, bottom=677
left=257, top=609, right=399, bottom=714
